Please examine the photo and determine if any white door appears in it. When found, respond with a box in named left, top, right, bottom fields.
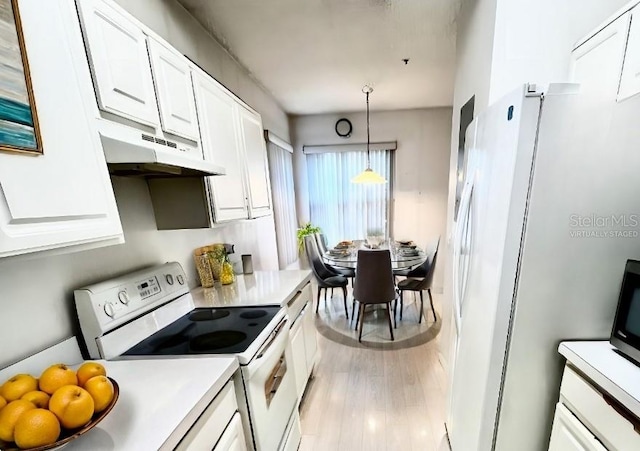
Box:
left=238, top=107, right=271, bottom=218
left=214, top=413, right=248, bottom=451
left=193, top=73, right=248, bottom=221
left=77, top=0, right=159, bottom=127
left=0, top=0, right=122, bottom=258
left=447, top=87, right=541, bottom=451
left=148, top=38, right=201, bottom=142
left=548, top=404, right=606, bottom=451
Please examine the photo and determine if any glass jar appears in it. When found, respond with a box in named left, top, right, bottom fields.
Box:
left=194, top=254, right=214, bottom=288
left=207, top=244, right=226, bottom=281
left=220, top=258, right=235, bottom=285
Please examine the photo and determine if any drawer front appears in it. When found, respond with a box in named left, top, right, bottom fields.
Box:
left=176, top=380, right=238, bottom=450
left=560, top=366, right=640, bottom=451
left=214, top=412, right=248, bottom=451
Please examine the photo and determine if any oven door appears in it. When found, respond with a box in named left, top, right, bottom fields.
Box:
left=241, top=317, right=297, bottom=451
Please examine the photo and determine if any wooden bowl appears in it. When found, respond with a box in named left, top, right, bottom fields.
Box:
left=0, top=378, right=119, bottom=451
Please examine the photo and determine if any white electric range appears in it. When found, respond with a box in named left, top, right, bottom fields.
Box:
left=74, top=262, right=300, bottom=451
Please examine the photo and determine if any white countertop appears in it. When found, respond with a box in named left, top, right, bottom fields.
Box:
left=64, top=357, right=238, bottom=450
left=191, top=270, right=312, bottom=308
left=559, top=341, right=640, bottom=420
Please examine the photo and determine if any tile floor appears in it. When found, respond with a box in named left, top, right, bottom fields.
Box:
left=298, top=290, right=451, bottom=451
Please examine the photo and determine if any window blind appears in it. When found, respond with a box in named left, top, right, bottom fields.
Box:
left=266, top=138, right=298, bottom=269
left=306, top=149, right=392, bottom=246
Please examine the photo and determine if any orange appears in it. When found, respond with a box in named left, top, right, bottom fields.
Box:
left=0, top=399, right=36, bottom=442
left=76, top=362, right=106, bottom=387
left=0, top=374, right=38, bottom=402
left=21, top=390, right=51, bottom=409
left=39, top=364, right=78, bottom=395
left=49, top=385, right=94, bottom=429
left=0, top=395, right=6, bottom=411
left=14, top=408, right=60, bottom=449
left=83, top=376, right=114, bottom=413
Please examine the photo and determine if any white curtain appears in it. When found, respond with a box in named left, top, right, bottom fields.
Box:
left=306, top=149, right=392, bottom=246
left=267, top=141, right=298, bottom=269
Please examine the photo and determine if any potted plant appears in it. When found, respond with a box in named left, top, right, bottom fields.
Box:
left=297, top=222, right=321, bottom=254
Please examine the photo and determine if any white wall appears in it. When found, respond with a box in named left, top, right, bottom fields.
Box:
left=442, top=0, right=498, bottom=367
left=0, top=0, right=285, bottom=369
left=291, top=108, right=452, bottom=290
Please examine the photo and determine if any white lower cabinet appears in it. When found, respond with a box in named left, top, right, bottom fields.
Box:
left=287, top=283, right=317, bottom=403
left=0, top=0, right=122, bottom=258
left=549, top=403, right=606, bottom=451
left=215, top=413, right=248, bottom=451
left=176, top=380, right=247, bottom=451
left=290, top=312, right=308, bottom=398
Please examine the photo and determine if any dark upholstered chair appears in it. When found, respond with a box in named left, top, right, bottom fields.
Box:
left=314, top=233, right=355, bottom=285
left=352, top=250, right=397, bottom=342
left=396, top=242, right=439, bottom=324
left=393, top=236, right=440, bottom=278
left=304, top=235, right=349, bottom=319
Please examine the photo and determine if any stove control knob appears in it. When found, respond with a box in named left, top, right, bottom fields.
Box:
left=118, top=291, right=129, bottom=305
left=165, top=274, right=174, bottom=285
left=104, top=303, right=115, bottom=318
left=177, top=275, right=185, bottom=285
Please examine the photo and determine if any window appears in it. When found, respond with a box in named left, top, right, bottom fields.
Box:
left=306, top=149, right=392, bottom=246
left=266, top=134, right=298, bottom=269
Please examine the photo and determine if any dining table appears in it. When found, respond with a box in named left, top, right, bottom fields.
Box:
left=322, top=239, right=427, bottom=270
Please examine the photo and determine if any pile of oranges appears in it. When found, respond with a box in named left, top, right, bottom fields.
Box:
left=0, top=362, right=114, bottom=449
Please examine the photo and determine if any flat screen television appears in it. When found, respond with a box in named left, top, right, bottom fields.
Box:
left=610, top=259, right=640, bottom=365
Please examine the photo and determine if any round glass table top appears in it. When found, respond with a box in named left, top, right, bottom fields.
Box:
left=322, top=240, right=426, bottom=269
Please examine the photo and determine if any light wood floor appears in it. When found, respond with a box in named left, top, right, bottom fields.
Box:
left=299, top=294, right=451, bottom=451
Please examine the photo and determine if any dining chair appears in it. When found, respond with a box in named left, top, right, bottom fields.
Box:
left=393, top=236, right=440, bottom=279
left=304, top=235, right=350, bottom=319
left=396, top=243, right=439, bottom=324
left=352, top=250, right=397, bottom=342
left=314, top=233, right=355, bottom=286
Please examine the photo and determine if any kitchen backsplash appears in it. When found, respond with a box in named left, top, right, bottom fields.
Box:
left=0, top=177, right=278, bottom=369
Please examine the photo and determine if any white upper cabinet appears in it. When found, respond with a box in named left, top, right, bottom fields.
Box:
left=571, top=12, right=631, bottom=100
left=0, top=0, right=122, bottom=258
left=238, top=106, right=272, bottom=218
left=77, top=0, right=160, bottom=127
left=193, top=73, right=248, bottom=221
left=619, top=5, right=640, bottom=101
left=148, top=38, right=200, bottom=141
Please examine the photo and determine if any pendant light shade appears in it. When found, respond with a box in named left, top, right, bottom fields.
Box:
left=351, top=85, right=387, bottom=184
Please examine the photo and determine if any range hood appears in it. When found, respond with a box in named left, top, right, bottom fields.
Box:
left=97, top=119, right=226, bottom=177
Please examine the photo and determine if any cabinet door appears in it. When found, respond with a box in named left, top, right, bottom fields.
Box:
left=213, top=413, right=248, bottom=451
left=193, top=74, right=248, bottom=221
left=148, top=38, right=200, bottom=141
left=238, top=107, right=272, bottom=218
left=571, top=12, right=631, bottom=101
left=290, top=318, right=308, bottom=400
left=77, top=0, right=159, bottom=127
left=548, top=403, right=606, bottom=451
left=0, top=0, right=122, bottom=257
left=302, top=300, right=317, bottom=373
left=619, top=6, right=640, bottom=101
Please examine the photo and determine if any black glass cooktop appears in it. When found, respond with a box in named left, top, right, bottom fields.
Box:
left=122, top=306, right=280, bottom=356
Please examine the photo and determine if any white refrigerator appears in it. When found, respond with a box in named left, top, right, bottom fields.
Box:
left=446, top=75, right=640, bottom=450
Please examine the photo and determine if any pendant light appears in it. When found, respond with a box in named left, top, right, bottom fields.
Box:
left=351, top=85, right=387, bottom=184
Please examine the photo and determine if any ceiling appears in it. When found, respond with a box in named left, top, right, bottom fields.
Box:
left=177, top=0, right=460, bottom=115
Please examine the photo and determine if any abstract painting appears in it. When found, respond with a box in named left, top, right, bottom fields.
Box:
left=0, top=0, right=41, bottom=154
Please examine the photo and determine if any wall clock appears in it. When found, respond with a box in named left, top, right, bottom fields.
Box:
left=335, top=118, right=352, bottom=138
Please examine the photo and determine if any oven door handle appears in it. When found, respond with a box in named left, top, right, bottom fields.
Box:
left=256, top=318, right=288, bottom=359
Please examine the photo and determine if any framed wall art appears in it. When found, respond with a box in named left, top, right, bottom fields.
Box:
left=0, top=0, right=42, bottom=155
